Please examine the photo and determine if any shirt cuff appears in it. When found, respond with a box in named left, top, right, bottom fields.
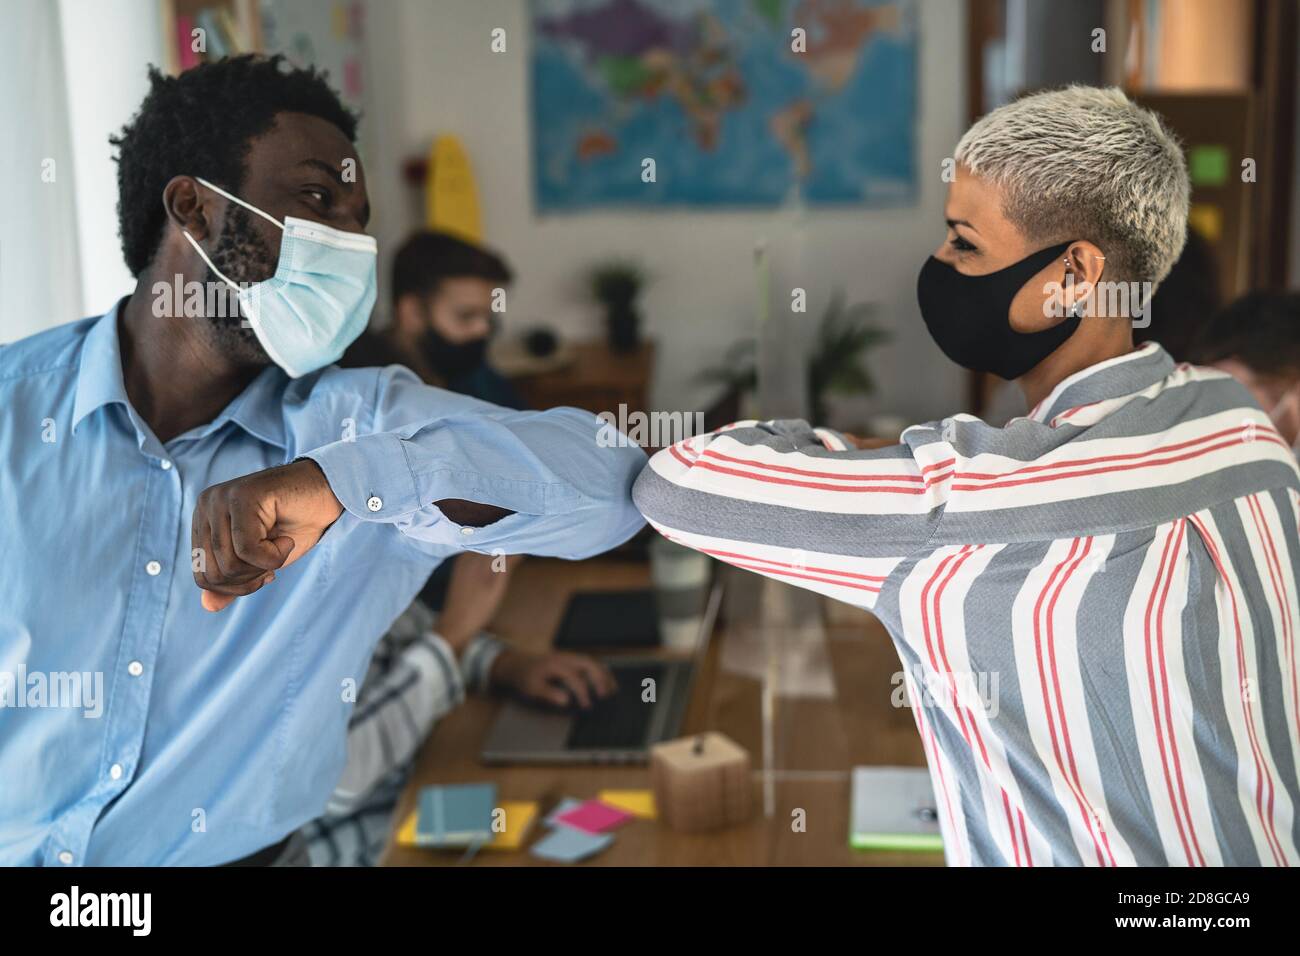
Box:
left=304, top=433, right=423, bottom=521
left=424, top=631, right=507, bottom=695
left=415, top=632, right=468, bottom=706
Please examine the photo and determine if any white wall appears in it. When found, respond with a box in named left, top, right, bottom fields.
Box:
left=362, top=0, right=968, bottom=423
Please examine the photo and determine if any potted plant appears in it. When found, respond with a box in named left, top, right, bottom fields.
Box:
left=588, top=259, right=649, bottom=353
left=699, top=290, right=888, bottom=425
left=805, top=291, right=889, bottom=424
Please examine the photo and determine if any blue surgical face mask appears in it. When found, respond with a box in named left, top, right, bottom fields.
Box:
left=182, top=176, right=377, bottom=378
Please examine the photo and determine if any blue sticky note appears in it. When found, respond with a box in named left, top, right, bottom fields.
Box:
left=531, top=826, right=614, bottom=863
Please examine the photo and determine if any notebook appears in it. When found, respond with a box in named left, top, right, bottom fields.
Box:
left=849, top=766, right=944, bottom=852
left=415, top=783, right=498, bottom=848
left=397, top=799, right=537, bottom=852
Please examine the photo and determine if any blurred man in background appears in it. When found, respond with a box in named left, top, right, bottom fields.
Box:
left=307, top=232, right=615, bottom=865
left=342, top=230, right=524, bottom=407
left=1191, top=291, right=1300, bottom=452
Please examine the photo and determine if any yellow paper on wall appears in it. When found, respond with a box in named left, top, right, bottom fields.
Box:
left=426, top=135, right=483, bottom=245
left=1189, top=203, right=1223, bottom=243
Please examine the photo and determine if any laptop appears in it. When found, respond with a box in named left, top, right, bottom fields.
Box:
left=480, top=581, right=722, bottom=765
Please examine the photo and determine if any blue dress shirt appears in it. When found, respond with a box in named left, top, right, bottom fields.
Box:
left=0, top=304, right=646, bottom=865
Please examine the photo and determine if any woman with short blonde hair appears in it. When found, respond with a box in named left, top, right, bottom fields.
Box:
left=636, top=86, right=1300, bottom=866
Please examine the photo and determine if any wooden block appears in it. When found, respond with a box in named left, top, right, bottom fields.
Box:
left=650, top=732, right=752, bottom=833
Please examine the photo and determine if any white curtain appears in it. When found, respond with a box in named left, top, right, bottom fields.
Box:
left=0, top=0, right=163, bottom=345
left=0, top=0, right=83, bottom=344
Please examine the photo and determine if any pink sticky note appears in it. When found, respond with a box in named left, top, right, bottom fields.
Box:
left=554, top=799, right=633, bottom=834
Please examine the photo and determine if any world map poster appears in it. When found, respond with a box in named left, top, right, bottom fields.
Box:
left=530, top=0, right=918, bottom=210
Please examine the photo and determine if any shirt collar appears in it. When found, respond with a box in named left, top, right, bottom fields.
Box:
left=72, top=301, right=290, bottom=450
left=71, top=303, right=131, bottom=434
left=1028, top=341, right=1175, bottom=425
left=205, top=364, right=291, bottom=449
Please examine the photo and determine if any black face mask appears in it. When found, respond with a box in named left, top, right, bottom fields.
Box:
left=422, top=329, right=488, bottom=380
left=916, top=240, right=1080, bottom=380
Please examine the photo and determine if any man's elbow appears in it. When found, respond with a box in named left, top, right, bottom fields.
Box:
left=577, top=442, right=649, bottom=556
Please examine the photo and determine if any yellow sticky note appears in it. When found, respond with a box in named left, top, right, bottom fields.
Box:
left=1189, top=203, right=1223, bottom=243
left=397, top=809, right=419, bottom=847
left=483, top=800, right=539, bottom=851
left=598, top=789, right=657, bottom=820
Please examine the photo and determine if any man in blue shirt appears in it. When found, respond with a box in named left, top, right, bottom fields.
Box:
left=0, top=55, right=645, bottom=866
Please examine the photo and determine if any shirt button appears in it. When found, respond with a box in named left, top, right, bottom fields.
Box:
left=58, top=851, right=73, bottom=865
left=366, top=495, right=383, bottom=512
left=128, top=661, right=144, bottom=677
left=145, top=560, right=162, bottom=576
left=160, top=459, right=172, bottom=470
left=460, top=527, right=475, bottom=537
left=109, top=764, right=123, bottom=780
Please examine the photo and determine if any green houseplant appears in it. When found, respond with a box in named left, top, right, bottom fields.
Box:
left=699, top=290, right=889, bottom=424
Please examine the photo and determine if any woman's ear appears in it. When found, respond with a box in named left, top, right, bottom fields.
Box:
left=1063, top=241, right=1106, bottom=316
left=162, top=176, right=211, bottom=241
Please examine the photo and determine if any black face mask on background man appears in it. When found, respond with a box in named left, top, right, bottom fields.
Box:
left=916, top=240, right=1081, bottom=380
left=421, top=328, right=489, bottom=380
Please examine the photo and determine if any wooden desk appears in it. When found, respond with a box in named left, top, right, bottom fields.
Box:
left=381, top=558, right=943, bottom=867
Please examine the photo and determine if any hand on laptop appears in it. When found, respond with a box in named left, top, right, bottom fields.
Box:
left=489, top=649, right=616, bottom=710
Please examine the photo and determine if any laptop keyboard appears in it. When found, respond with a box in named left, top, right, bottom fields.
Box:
left=565, top=661, right=676, bottom=750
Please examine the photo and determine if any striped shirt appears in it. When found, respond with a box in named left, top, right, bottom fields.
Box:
left=302, top=599, right=504, bottom=867
left=633, top=343, right=1300, bottom=866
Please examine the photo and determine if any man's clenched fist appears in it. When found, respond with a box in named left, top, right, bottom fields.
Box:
left=191, top=459, right=343, bottom=612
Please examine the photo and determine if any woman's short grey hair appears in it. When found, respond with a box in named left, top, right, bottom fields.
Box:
left=954, top=85, right=1190, bottom=288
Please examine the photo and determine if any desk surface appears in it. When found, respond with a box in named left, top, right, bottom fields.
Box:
left=381, top=557, right=944, bottom=867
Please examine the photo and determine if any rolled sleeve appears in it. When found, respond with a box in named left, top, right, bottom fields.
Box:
left=306, top=366, right=647, bottom=559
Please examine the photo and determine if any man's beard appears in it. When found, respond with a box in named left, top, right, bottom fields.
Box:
left=199, top=205, right=277, bottom=366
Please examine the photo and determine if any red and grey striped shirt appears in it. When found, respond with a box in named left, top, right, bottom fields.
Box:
left=633, top=342, right=1300, bottom=866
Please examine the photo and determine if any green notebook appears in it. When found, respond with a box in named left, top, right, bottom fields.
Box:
left=849, top=766, right=945, bottom=852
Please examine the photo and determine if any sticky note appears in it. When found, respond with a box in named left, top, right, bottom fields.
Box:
left=397, top=809, right=418, bottom=847
left=597, top=789, right=657, bottom=820
left=482, top=800, right=539, bottom=851
left=1188, top=144, right=1229, bottom=187
left=544, top=797, right=584, bottom=826
left=554, top=799, right=633, bottom=833
left=530, top=826, right=614, bottom=863
left=1189, top=203, right=1223, bottom=243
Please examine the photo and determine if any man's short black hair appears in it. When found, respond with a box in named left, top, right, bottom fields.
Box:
left=391, top=230, right=513, bottom=307
left=1191, top=291, right=1300, bottom=377
left=110, top=54, right=358, bottom=277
